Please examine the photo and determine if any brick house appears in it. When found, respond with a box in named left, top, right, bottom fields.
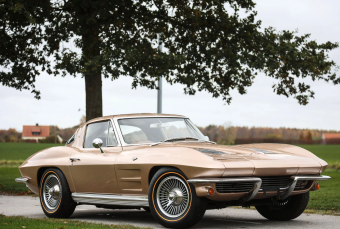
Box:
left=322, top=133, right=340, bottom=144
left=22, top=124, right=50, bottom=143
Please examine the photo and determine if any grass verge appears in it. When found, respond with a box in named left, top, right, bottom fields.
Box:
left=308, top=169, right=340, bottom=211
left=0, top=143, right=63, bottom=161
left=0, top=167, right=33, bottom=194
left=0, top=214, right=148, bottom=229
left=297, top=145, right=340, bottom=164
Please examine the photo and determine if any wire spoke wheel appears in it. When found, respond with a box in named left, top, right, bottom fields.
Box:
left=42, top=174, right=61, bottom=210
left=156, top=176, right=190, bottom=218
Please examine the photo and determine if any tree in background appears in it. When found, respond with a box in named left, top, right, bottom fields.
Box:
left=298, top=130, right=313, bottom=140
left=200, top=123, right=237, bottom=145
left=299, top=132, right=305, bottom=141
left=306, top=131, right=313, bottom=140
left=0, top=128, right=21, bottom=142
left=79, top=115, right=86, bottom=125
left=1, top=0, right=339, bottom=121
left=200, top=125, right=339, bottom=145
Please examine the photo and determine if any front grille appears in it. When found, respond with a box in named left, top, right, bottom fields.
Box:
left=216, top=182, right=254, bottom=193
left=260, top=176, right=291, bottom=189
left=294, top=180, right=310, bottom=190
left=215, top=177, right=311, bottom=194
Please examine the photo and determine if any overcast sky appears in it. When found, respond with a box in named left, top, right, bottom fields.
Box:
left=1, top=0, right=339, bottom=132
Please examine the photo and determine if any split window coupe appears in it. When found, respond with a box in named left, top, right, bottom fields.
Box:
left=16, top=113, right=330, bottom=228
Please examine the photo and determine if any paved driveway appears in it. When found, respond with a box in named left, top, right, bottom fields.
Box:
left=1, top=195, right=339, bottom=229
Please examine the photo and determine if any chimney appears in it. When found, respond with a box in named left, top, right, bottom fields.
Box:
left=36, top=123, right=39, bottom=126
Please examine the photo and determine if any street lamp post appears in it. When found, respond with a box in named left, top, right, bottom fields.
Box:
left=157, top=33, right=163, bottom=114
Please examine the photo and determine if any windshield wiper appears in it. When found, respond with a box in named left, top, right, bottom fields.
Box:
left=163, top=137, right=199, bottom=142
left=151, top=137, right=208, bottom=146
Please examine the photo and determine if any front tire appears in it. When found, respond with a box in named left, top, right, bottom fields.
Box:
left=39, top=168, right=76, bottom=218
left=149, top=167, right=207, bottom=228
left=255, top=192, right=309, bottom=221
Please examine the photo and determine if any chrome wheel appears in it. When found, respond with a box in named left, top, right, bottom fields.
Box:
left=156, top=176, right=190, bottom=218
left=42, top=174, right=61, bottom=210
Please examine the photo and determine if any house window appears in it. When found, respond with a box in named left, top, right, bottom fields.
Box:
left=32, top=132, right=40, bottom=135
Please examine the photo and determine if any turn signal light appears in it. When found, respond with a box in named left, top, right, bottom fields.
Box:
left=315, top=183, right=320, bottom=190
left=208, top=188, right=215, bottom=195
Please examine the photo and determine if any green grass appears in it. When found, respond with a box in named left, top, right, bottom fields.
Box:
left=0, top=167, right=30, bottom=194
left=0, top=143, right=62, bottom=194
left=0, top=215, right=147, bottom=229
left=297, top=145, right=340, bottom=164
left=308, top=169, right=340, bottom=211
left=0, top=142, right=63, bottom=161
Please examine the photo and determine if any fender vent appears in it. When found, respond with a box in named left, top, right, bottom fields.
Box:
left=195, top=148, right=227, bottom=155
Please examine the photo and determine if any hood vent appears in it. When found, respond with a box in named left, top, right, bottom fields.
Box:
left=246, top=148, right=276, bottom=154
left=195, top=148, right=227, bottom=155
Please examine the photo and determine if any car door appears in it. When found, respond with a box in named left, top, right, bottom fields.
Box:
left=69, top=120, right=122, bottom=194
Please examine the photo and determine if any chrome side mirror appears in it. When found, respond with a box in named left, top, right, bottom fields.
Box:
left=92, top=138, right=104, bottom=153
left=204, top=136, right=210, bottom=141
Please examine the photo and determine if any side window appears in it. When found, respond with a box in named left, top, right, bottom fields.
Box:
left=66, top=129, right=79, bottom=145
left=66, top=134, right=75, bottom=145
left=84, top=121, right=109, bottom=148
left=120, top=125, right=148, bottom=144
left=107, top=122, right=118, bottom=147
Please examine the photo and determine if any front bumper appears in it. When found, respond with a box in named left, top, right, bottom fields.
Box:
left=15, top=177, right=30, bottom=183
left=187, top=175, right=331, bottom=202
left=15, top=177, right=38, bottom=194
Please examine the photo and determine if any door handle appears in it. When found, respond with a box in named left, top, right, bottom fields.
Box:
left=69, top=158, right=80, bottom=165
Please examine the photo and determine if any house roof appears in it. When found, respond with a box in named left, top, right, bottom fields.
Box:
left=323, top=133, right=340, bottom=139
left=22, top=125, right=50, bottom=137
left=31, top=127, right=41, bottom=132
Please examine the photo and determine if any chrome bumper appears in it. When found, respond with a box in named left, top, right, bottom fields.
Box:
left=280, top=175, right=330, bottom=199
left=187, top=175, right=331, bottom=201
left=188, top=177, right=262, bottom=202
left=15, top=177, right=30, bottom=183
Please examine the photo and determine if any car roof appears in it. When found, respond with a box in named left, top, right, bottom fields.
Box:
left=113, top=113, right=186, bottom=118
left=86, top=113, right=186, bottom=123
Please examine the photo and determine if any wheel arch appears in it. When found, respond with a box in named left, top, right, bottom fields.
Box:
left=148, top=166, right=185, bottom=185
left=37, top=166, right=74, bottom=193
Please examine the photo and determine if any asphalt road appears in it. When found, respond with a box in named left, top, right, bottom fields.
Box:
left=0, top=195, right=339, bottom=229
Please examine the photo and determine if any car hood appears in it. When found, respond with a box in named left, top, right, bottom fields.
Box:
left=168, top=142, right=326, bottom=176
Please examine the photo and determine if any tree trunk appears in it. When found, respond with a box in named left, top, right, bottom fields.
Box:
left=82, top=26, right=102, bottom=121
left=85, top=72, right=102, bottom=121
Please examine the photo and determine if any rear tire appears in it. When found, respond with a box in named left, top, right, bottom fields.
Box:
left=149, top=167, right=207, bottom=228
left=39, top=168, right=76, bottom=218
left=255, top=192, right=309, bottom=221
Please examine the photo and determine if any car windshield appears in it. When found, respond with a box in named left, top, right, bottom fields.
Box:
left=118, top=118, right=206, bottom=144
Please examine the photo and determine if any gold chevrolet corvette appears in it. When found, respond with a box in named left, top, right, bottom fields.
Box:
left=16, top=113, right=330, bottom=228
